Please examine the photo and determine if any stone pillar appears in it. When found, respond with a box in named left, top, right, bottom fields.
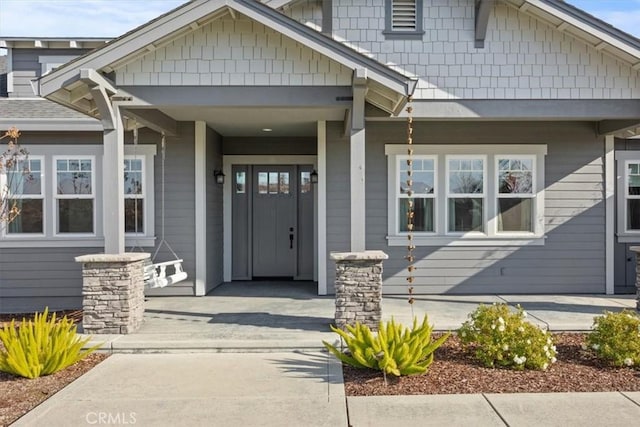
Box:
left=75, top=253, right=150, bottom=334
left=330, top=250, right=388, bottom=330
left=631, top=247, right=640, bottom=311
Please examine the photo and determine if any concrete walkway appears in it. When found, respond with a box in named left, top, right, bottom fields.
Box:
left=14, top=288, right=640, bottom=426
left=13, top=351, right=347, bottom=427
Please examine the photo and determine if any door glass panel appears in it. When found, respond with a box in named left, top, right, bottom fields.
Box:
left=258, top=172, right=268, bottom=194
left=268, top=172, right=278, bottom=194
left=301, top=172, right=311, bottom=193
left=279, top=172, right=289, bottom=194
left=236, top=172, right=246, bottom=194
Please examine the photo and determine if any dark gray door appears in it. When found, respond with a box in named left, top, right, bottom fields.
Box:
left=252, top=166, right=297, bottom=277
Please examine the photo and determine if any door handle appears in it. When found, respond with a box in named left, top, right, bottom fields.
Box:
left=289, top=227, right=294, bottom=249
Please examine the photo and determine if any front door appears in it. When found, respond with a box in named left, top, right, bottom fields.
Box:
left=252, top=166, right=297, bottom=277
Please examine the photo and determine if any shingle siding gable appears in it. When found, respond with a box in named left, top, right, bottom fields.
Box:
left=332, top=0, right=640, bottom=99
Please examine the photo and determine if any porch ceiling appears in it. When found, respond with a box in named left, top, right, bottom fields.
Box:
left=158, top=105, right=344, bottom=136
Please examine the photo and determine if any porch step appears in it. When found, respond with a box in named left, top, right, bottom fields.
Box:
left=82, top=334, right=338, bottom=354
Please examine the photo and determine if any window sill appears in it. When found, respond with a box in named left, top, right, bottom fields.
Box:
left=617, top=234, right=640, bottom=243
left=0, top=236, right=156, bottom=248
left=382, top=30, right=425, bottom=40
left=386, top=235, right=545, bottom=247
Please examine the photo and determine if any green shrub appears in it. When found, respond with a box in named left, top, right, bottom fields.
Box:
left=586, top=309, right=640, bottom=368
left=323, top=315, right=450, bottom=377
left=458, top=303, right=556, bottom=371
left=0, top=308, right=100, bottom=379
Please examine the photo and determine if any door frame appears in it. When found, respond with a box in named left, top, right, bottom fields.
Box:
left=223, top=155, right=319, bottom=287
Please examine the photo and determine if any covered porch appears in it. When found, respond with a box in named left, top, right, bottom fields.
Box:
left=36, top=0, right=414, bottom=300
left=83, top=281, right=637, bottom=352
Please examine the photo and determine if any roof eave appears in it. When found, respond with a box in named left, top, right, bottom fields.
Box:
left=39, top=0, right=412, bottom=116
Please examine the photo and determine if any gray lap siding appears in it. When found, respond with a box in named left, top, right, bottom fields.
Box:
left=0, top=124, right=198, bottom=312
left=326, top=120, right=606, bottom=295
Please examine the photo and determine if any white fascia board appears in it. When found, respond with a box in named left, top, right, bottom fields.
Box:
left=40, top=0, right=408, bottom=106
left=39, top=0, right=216, bottom=97
left=265, top=0, right=297, bottom=9
left=524, top=0, right=640, bottom=60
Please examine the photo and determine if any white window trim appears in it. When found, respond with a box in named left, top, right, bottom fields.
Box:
left=53, top=155, right=97, bottom=237
left=0, top=144, right=156, bottom=248
left=386, top=144, right=547, bottom=247
left=615, top=151, right=640, bottom=242
left=445, top=154, right=487, bottom=236
left=1, top=155, right=46, bottom=237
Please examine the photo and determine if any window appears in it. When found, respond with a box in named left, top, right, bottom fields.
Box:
left=397, top=156, right=435, bottom=232
left=0, top=144, right=156, bottom=248
left=124, top=157, right=144, bottom=234
left=447, top=156, right=485, bottom=233
left=384, top=0, right=424, bottom=40
left=386, top=144, right=547, bottom=246
left=55, top=157, right=95, bottom=234
left=496, top=157, right=535, bottom=233
left=258, top=171, right=290, bottom=195
left=615, top=153, right=640, bottom=242
left=4, top=157, right=44, bottom=234
left=626, top=162, right=640, bottom=231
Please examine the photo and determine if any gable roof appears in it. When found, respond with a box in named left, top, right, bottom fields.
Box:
left=505, top=0, right=640, bottom=69
left=38, top=0, right=415, bottom=116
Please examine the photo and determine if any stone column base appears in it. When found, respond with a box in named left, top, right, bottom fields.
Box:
left=330, top=250, right=388, bottom=331
left=75, top=253, right=150, bottom=334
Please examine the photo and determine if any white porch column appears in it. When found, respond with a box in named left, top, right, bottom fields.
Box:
left=605, top=134, right=615, bottom=295
left=317, top=120, right=328, bottom=295
left=194, top=121, right=207, bottom=296
left=102, top=108, right=125, bottom=254
left=81, top=69, right=123, bottom=254
left=350, top=69, right=367, bottom=252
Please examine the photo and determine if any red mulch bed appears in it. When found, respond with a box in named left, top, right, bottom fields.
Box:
left=0, top=310, right=108, bottom=427
left=344, top=333, right=640, bottom=395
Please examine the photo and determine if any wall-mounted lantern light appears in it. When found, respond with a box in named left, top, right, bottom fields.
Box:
left=214, top=170, right=225, bottom=184
left=310, top=170, right=319, bottom=184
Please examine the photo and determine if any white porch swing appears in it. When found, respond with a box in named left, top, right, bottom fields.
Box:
left=130, top=125, right=188, bottom=289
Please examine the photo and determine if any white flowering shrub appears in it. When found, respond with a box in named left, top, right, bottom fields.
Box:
left=458, top=303, right=557, bottom=371
left=586, top=310, right=640, bottom=368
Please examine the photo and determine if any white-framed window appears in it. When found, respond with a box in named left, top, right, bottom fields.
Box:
left=124, top=156, right=145, bottom=234
left=496, top=156, right=536, bottom=234
left=54, top=156, right=95, bottom=235
left=615, top=151, right=640, bottom=242
left=2, top=156, right=45, bottom=235
left=626, top=161, right=640, bottom=232
left=446, top=156, right=485, bottom=234
left=384, top=0, right=424, bottom=40
left=386, top=144, right=547, bottom=246
left=397, top=155, right=436, bottom=233
left=0, top=145, right=156, bottom=248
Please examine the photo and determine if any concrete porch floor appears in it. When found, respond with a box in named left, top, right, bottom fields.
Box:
left=86, top=281, right=639, bottom=353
